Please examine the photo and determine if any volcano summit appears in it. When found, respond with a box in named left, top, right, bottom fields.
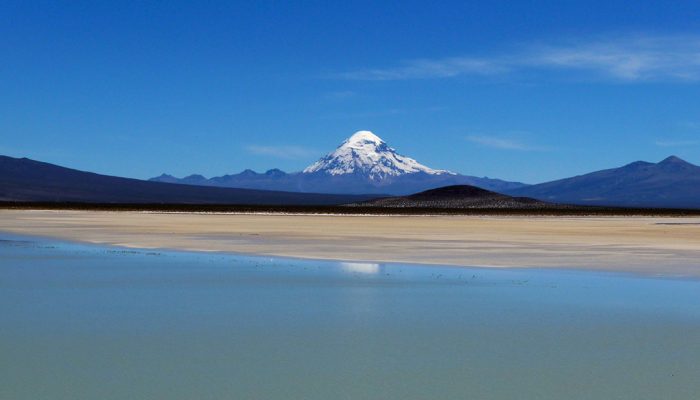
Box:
left=303, top=131, right=453, bottom=180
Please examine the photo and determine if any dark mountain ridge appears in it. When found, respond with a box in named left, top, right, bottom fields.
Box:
left=0, top=156, right=376, bottom=205
left=508, top=156, right=700, bottom=208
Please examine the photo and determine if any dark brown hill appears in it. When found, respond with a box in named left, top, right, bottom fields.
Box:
left=353, top=185, right=560, bottom=209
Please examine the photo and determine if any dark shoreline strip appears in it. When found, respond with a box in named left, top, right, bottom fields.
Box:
left=2, top=202, right=700, bottom=217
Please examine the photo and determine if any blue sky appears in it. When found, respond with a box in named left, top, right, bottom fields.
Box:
left=2, top=1, right=700, bottom=183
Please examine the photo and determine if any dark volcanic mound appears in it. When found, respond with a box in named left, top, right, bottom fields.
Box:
left=352, top=185, right=559, bottom=209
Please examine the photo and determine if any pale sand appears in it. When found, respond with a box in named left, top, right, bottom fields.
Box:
left=1, top=209, right=700, bottom=276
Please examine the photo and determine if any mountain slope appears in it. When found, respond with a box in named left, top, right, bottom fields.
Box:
left=354, top=185, right=557, bottom=209
left=508, top=156, right=700, bottom=208
left=151, top=130, right=527, bottom=195
left=0, top=156, right=376, bottom=205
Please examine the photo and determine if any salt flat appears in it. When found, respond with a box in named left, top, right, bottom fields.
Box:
left=1, top=209, right=699, bottom=277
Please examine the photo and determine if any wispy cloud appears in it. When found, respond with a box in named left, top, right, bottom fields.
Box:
left=319, top=108, right=405, bottom=120
left=320, top=106, right=446, bottom=120
left=324, top=90, right=356, bottom=100
left=655, top=139, right=700, bottom=147
left=337, top=58, right=505, bottom=80
left=676, top=121, right=700, bottom=130
left=466, top=135, right=548, bottom=151
left=246, top=145, right=317, bottom=159
left=337, top=34, right=700, bottom=82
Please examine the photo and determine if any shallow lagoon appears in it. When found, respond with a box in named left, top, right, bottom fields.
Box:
left=1, top=235, right=699, bottom=399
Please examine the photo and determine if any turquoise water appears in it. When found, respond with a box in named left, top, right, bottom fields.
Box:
left=1, top=234, right=699, bottom=399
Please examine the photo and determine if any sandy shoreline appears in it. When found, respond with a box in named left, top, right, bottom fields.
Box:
left=1, top=209, right=700, bottom=277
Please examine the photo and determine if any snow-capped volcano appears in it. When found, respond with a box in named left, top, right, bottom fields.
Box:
left=303, top=130, right=453, bottom=181
left=151, top=130, right=528, bottom=195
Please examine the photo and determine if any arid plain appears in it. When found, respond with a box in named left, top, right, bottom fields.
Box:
left=2, top=209, right=699, bottom=277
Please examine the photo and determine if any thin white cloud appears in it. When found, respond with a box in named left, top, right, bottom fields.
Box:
left=337, top=34, right=700, bottom=82
left=466, top=135, right=547, bottom=151
left=319, top=108, right=405, bottom=119
left=324, top=90, right=356, bottom=100
left=337, top=58, right=506, bottom=80
left=246, top=145, right=317, bottom=159
left=655, top=139, right=700, bottom=147
left=320, top=106, right=445, bottom=120
left=676, top=121, right=700, bottom=130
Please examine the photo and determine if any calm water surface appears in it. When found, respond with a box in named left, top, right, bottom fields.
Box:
left=1, top=234, right=699, bottom=399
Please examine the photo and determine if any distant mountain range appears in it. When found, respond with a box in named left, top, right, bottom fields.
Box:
left=0, top=156, right=374, bottom=205
left=2, top=130, right=699, bottom=209
left=151, top=131, right=527, bottom=195
left=506, top=156, right=700, bottom=208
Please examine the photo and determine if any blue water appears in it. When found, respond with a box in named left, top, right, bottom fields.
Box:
left=1, top=234, right=699, bottom=399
